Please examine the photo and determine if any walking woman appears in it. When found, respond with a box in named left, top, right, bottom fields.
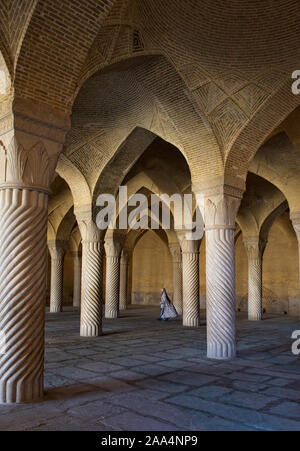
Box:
left=157, top=288, right=178, bottom=321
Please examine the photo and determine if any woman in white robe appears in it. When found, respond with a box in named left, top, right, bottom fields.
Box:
left=158, top=288, right=178, bottom=321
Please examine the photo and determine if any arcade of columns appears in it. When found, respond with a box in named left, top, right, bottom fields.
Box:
left=1, top=0, right=300, bottom=405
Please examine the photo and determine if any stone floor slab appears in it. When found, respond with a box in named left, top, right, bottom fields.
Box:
left=0, top=307, right=299, bottom=431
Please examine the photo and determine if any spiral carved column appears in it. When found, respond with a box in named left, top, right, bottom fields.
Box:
left=0, top=188, right=48, bottom=403
left=48, top=241, right=67, bottom=313
left=119, top=249, right=131, bottom=311
left=77, top=215, right=103, bottom=337
left=200, top=191, right=242, bottom=360
left=71, top=251, right=82, bottom=309
left=179, top=235, right=200, bottom=327
left=243, top=237, right=266, bottom=321
left=169, top=244, right=183, bottom=315
left=105, top=235, right=123, bottom=319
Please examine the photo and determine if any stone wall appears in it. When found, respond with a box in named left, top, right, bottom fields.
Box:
left=132, top=231, right=173, bottom=306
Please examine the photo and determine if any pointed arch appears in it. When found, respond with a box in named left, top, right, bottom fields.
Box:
left=56, top=154, right=91, bottom=210
left=225, top=80, right=300, bottom=182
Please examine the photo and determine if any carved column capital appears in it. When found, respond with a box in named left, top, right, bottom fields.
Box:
left=0, top=137, right=54, bottom=193
left=47, top=240, right=68, bottom=259
left=178, top=231, right=200, bottom=254
left=169, top=243, right=182, bottom=263
left=104, top=233, right=126, bottom=258
left=199, top=192, right=242, bottom=231
left=76, top=209, right=102, bottom=243
left=243, top=236, right=267, bottom=260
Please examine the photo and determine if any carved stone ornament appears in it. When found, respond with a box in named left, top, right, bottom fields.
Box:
left=0, top=137, right=52, bottom=192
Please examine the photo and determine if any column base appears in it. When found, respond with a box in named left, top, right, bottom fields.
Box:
left=0, top=377, right=44, bottom=404
left=80, top=325, right=102, bottom=337
left=248, top=314, right=262, bottom=321
left=105, top=310, right=118, bottom=319
left=207, top=343, right=236, bottom=360
left=50, top=306, right=62, bottom=313
left=183, top=317, right=199, bottom=327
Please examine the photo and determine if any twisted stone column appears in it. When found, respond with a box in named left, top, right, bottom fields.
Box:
left=0, top=95, right=70, bottom=403
left=179, top=234, right=200, bottom=327
left=105, top=234, right=124, bottom=319
left=199, top=191, right=242, bottom=360
left=169, top=244, right=183, bottom=315
left=243, top=237, right=266, bottom=321
left=48, top=241, right=67, bottom=313
left=0, top=188, right=48, bottom=403
left=77, top=214, right=103, bottom=337
left=119, top=249, right=131, bottom=311
left=71, top=251, right=82, bottom=309
left=0, top=135, right=60, bottom=403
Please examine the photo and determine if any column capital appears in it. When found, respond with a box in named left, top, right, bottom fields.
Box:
left=169, top=243, right=182, bottom=262
left=243, top=236, right=267, bottom=260
left=177, top=230, right=200, bottom=254
left=47, top=240, right=68, bottom=259
left=0, top=136, right=54, bottom=193
left=104, top=232, right=126, bottom=258
left=76, top=209, right=102, bottom=243
left=0, top=100, right=70, bottom=192
left=196, top=191, right=242, bottom=230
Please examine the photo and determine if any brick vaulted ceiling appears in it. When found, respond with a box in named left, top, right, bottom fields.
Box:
left=1, top=0, right=300, bottom=187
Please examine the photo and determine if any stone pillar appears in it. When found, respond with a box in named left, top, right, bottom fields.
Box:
left=71, top=251, right=82, bottom=309
left=179, top=234, right=200, bottom=327
left=119, top=249, right=131, bottom=311
left=77, top=213, right=104, bottom=337
left=48, top=241, right=67, bottom=313
left=0, top=138, right=51, bottom=403
left=169, top=243, right=183, bottom=315
left=199, top=191, right=241, bottom=359
left=105, top=234, right=124, bottom=319
left=243, top=236, right=266, bottom=321
left=0, top=99, right=70, bottom=403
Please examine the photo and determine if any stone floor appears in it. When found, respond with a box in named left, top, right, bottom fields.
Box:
left=0, top=306, right=300, bottom=431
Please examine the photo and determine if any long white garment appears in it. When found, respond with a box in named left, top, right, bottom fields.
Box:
left=161, top=290, right=178, bottom=319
